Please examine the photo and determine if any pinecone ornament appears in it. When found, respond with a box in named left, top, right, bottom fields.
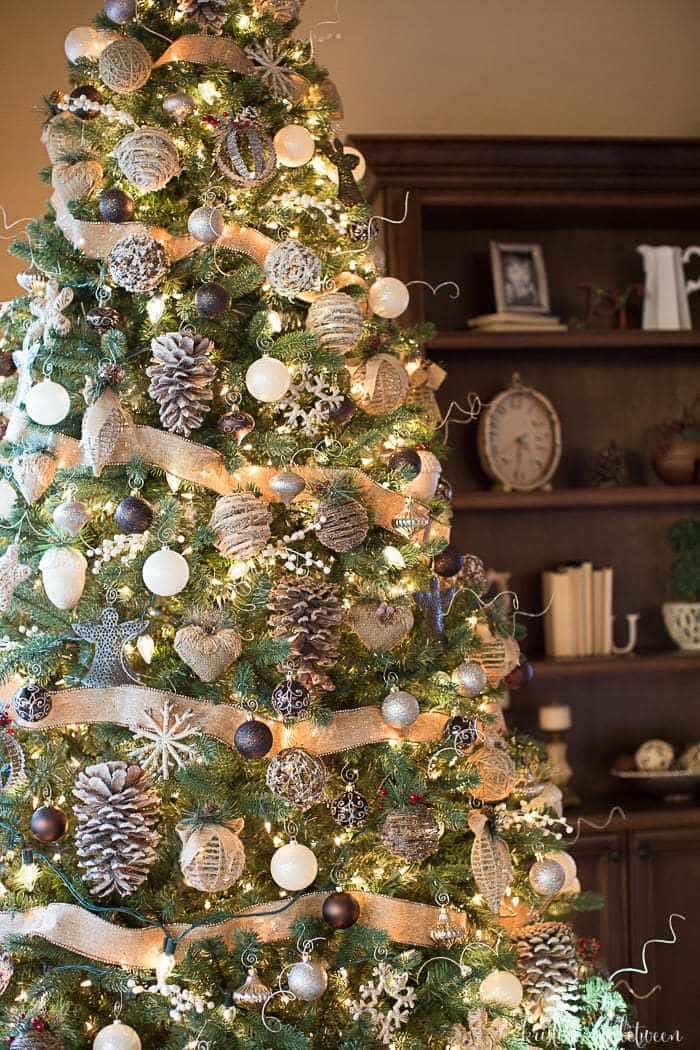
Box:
left=146, top=330, right=216, bottom=437
left=210, top=491, right=272, bottom=560
left=268, top=576, right=343, bottom=692
left=178, top=0, right=230, bottom=32
left=592, top=440, right=630, bottom=487
left=315, top=492, right=369, bottom=552
left=516, top=922, right=580, bottom=1028
left=73, top=761, right=161, bottom=898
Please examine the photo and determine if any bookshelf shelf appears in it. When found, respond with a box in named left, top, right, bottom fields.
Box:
left=452, top=485, right=700, bottom=512
left=429, top=330, right=700, bottom=353
left=530, top=651, right=700, bottom=679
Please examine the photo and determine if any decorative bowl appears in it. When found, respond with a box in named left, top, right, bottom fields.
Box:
left=662, top=602, right=700, bottom=651
left=611, top=768, right=700, bottom=803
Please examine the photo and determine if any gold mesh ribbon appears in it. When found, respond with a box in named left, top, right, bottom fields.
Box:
left=153, top=36, right=256, bottom=75
left=12, top=685, right=450, bottom=757
left=51, top=424, right=449, bottom=542
left=0, top=894, right=473, bottom=965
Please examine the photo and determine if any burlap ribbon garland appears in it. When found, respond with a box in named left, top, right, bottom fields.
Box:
left=48, top=422, right=449, bottom=541
left=0, top=894, right=475, bottom=966
left=153, top=35, right=256, bottom=76
left=12, top=685, right=450, bottom=757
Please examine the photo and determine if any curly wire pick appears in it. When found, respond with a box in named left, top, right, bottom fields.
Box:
left=308, top=0, right=342, bottom=58
left=406, top=280, right=462, bottom=301
left=0, top=206, right=33, bottom=240
left=342, top=192, right=411, bottom=256
left=609, top=913, right=686, bottom=984
left=568, top=805, right=628, bottom=846
left=615, top=979, right=662, bottom=1001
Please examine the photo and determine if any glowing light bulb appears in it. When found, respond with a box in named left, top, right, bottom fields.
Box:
left=146, top=296, right=166, bottom=325
left=18, top=849, right=40, bottom=892
left=383, top=546, right=406, bottom=570
left=137, top=635, right=155, bottom=664
left=198, top=80, right=220, bottom=105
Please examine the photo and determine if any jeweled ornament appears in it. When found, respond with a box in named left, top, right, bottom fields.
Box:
left=266, top=747, right=327, bottom=810
left=13, top=683, right=52, bottom=724
left=271, top=677, right=310, bottom=719
left=381, top=688, right=420, bottom=729
left=25, top=379, right=70, bottom=426
left=69, top=85, right=103, bottom=120
left=234, top=718, right=273, bottom=759
left=443, top=715, right=478, bottom=752
left=322, top=890, right=360, bottom=929
left=269, top=470, right=305, bottom=506
left=246, top=355, right=291, bottom=402
left=163, top=91, right=195, bottom=125
left=142, top=547, right=190, bottom=596
left=232, top=968, right=271, bottom=1009
left=330, top=784, right=369, bottom=828
left=99, top=188, right=134, bottom=224
left=288, top=957, right=328, bottom=1001
left=93, top=1021, right=141, bottom=1050
left=195, top=282, right=230, bottom=319
left=274, top=124, right=315, bottom=167
left=528, top=857, right=567, bottom=896
left=269, top=839, right=318, bottom=890
left=114, top=495, right=153, bottom=534
left=188, top=204, right=225, bottom=244
left=31, top=804, right=68, bottom=843
left=104, top=0, right=136, bottom=23
left=451, top=660, right=488, bottom=698
left=217, top=409, right=255, bottom=445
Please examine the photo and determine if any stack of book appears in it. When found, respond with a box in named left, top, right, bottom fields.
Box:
left=468, top=312, right=568, bottom=333
left=542, top=564, right=614, bottom=658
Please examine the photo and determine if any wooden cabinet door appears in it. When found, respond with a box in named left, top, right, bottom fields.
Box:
left=570, top=831, right=628, bottom=975
left=628, top=828, right=700, bottom=1043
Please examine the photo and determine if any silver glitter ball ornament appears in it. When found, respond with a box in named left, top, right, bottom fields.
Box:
left=188, top=204, right=225, bottom=244
left=287, top=958, right=328, bottom=1001
left=232, top=968, right=271, bottom=1009
left=53, top=498, right=89, bottom=537
left=528, top=858, right=566, bottom=896
left=264, top=239, right=322, bottom=297
left=266, top=747, right=327, bottom=810
left=381, top=688, right=420, bottom=729
left=163, top=91, right=196, bottom=125
left=269, top=470, right=305, bottom=506
left=451, top=660, right=488, bottom=697
left=104, top=0, right=136, bottom=23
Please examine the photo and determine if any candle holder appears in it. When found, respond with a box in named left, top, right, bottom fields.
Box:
left=539, top=704, right=580, bottom=807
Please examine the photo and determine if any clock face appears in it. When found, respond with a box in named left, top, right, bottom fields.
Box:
left=478, top=385, right=562, bottom=491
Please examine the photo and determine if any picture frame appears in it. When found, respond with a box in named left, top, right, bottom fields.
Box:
left=489, top=241, right=550, bottom=314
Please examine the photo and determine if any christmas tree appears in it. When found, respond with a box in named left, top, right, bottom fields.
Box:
left=0, top=2, right=627, bottom=1048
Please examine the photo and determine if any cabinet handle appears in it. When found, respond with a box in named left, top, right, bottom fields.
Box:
left=637, top=845, right=655, bottom=861
left=608, top=849, right=624, bottom=863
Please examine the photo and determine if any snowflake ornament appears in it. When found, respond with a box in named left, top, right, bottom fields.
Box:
left=245, top=40, right=298, bottom=97
left=22, top=279, right=74, bottom=351
left=276, top=364, right=344, bottom=435
left=130, top=700, right=200, bottom=781
left=347, top=963, right=417, bottom=1045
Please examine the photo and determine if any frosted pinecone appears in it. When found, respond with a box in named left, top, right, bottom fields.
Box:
left=178, top=0, right=230, bottom=32
left=73, top=761, right=161, bottom=899
left=268, top=576, right=343, bottom=692
left=146, top=330, right=216, bottom=437
left=516, top=922, right=581, bottom=1030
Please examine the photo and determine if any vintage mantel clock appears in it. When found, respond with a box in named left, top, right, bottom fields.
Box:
left=477, top=374, right=562, bottom=492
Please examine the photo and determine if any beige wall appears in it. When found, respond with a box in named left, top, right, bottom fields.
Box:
left=1, top=0, right=699, bottom=294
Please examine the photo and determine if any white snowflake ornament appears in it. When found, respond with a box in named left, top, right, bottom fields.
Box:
left=245, top=40, right=298, bottom=98
left=347, top=963, right=417, bottom=1045
left=130, top=700, right=200, bottom=781
left=276, top=363, right=344, bottom=435
left=23, top=279, right=74, bottom=351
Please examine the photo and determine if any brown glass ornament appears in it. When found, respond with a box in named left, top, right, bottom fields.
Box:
left=99, top=189, right=135, bottom=224
left=433, top=544, right=464, bottom=578
left=234, top=719, right=273, bottom=759
left=31, top=804, right=68, bottom=843
left=322, top=890, right=360, bottom=929
left=504, top=662, right=535, bottom=690
left=217, top=410, right=255, bottom=445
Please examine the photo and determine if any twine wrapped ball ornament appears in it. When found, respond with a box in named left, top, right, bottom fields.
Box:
left=114, top=128, right=180, bottom=192
left=264, top=239, right=322, bottom=297
left=315, top=493, right=369, bottom=553
left=306, top=291, right=364, bottom=354
left=98, top=37, right=152, bottom=94
left=108, top=233, right=169, bottom=293
left=470, top=746, right=518, bottom=803
left=11, top=1031, right=64, bottom=1050
left=354, top=353, right=410, bottom=417
left=266, top=747, right=327, bottom=810
left=210, top=491, right=272, bottom=560
left=177, top=818, right=246, bottom=893
left=381, top=804, right=441, bottom=862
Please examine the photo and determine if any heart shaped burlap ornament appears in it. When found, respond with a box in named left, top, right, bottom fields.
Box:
left=347, top=601, right=414, bottom=651
left=174, top=624, right=243, bottom=682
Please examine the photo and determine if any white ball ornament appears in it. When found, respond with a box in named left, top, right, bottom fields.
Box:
left=245, top=355, right=291, bottom=403
left=544, top=850, right=578, bottom=890
left=274, top=125, right=315, bottom=168
left=368, top=276, right=410, bottom=319
left=25, top=380, right=71, bottom=427
left=142, top=547, right=190, bottom=597
left=93, top=1021, right=142, bottom=1050
left=479, top=969, right=523, bottom=1009
left=188, top=205, right=225, bottom=244
left=270, top=840, right=318, bottom=891
left=288, top=958, right=328, bottom=1001
left=65, top=26, right=119, bottom=63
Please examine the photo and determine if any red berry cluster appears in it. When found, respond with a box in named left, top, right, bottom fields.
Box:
left=7, top=1017, right=48, bottom=1046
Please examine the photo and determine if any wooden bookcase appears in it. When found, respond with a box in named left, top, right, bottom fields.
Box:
left=354, top=135, right=700, bottom=1038
left=353, top=135, right=700, bottom=799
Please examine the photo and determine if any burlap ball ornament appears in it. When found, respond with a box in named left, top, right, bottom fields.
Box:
left=209, top=491, right=272, bottom=560
left=315, top=493, right=369, bottom=552
left=99, top=37, right=152, bottom=94
left=114, top=127, right=180, bottom=192
left=108, top=233, right=170, bottom=293
left=177, top=818, right=246, bottom=892
left=347, top=602, right=414, bottom=651
left=174, top=624, right=243, bottom=682
left=266, top=748, right=327, bottom=811
left=354, top=353, right=409, bottom=416
left=306, top=292, right=364, bottom=355
left=381, top=804, right=441, bottom=862
left=470, top=746, right=518, bottom=802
